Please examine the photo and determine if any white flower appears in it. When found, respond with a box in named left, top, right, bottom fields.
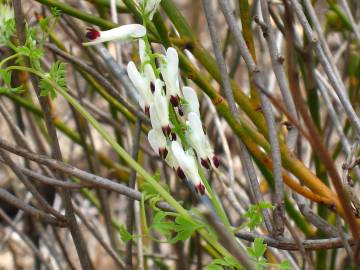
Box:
left=171, top=141, right=205, bottom=195
left=160, top=47, right=181, bottom=107
left=83, top=24, right=146, bottom=46
left=182, top=86, right=200, bottom=117
left=148, top=129, right=168, bottom=159
left=148, top=129, right=180, bottom=172
left=149, top=79, right=171, bottom=136
left=127, top=61, right=153, bottom=116
left=186, top=112, right=219, bottom=169
left=140, top=0, right=162, bottom=20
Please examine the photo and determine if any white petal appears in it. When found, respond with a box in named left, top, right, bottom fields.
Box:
left=148, top=129, right=167, bottom=153
left=127, top=61, right=153, bottom=108
left=83, top=24, right=146, bottom=46
left=149, top=104, right=161, bottom=130
left=166, top=47, right=179, bottom=77
left=144, top=64, right=156, bottom=83
left=171, top=141, right=203, bottom=185
left=127, top=61, right=144, bottom=89
left=182, top=86, right=200, bottom=116
left=152, top=80, right=169, bottom=126
left=165, top=148, right=178, bottom=169
left=160, top=47, right=181, bottom=98
left=188, top=112, right=205, bottom=139
left=187, top=112, right=213, bottom=160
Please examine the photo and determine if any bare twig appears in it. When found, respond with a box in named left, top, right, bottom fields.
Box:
left=202, top=206, right=256, bottom=270
left=259, top=0, right=298, bottom=150
left=125, top=119, right=142, bottom=268
left=218, top=0, right=284, bottom=236
left=0, top=138, right=174, bottom=212
left=12, top=2, right=93, bottom=268
left=0, top=208, right=52, bottom=270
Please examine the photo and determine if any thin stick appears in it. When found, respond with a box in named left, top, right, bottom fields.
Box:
left=290, top=0, right=360, bottom=138
left=284, top=218, right=314, bottom=269
left=0, top=148, right=65, bottom=220
left=12, top=2, right=93, bottom=269
left=259, top=0, right=298, bottom=150
left=74, top=206, right=126, bottom=269
left=218, top=0, right=284, bottom=236
left=0, top=188, right=66, bottom=227
left=0, top=138, right=174, bottom=212
left=45, top=43, right=149, bottom=124
left=202, top=207, right=257, bottom=270
left=126, top=119, right=142, bottom=268
left=0, top=209, right=52, bottom=270
left=201, top=0, right=239, bottom=120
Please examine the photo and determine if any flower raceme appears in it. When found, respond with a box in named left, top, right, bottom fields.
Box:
left=125, top=41, right=219, bottom=195
left=82, top=21, right=218, bottom=195
left=83, top=24, right=146, bottom=46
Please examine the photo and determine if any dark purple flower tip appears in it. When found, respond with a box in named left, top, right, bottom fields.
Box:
left=171, top=132, right=177, bottom=141
left=212, top=156, right=220, bottom=168
left=150, top=82, right=155, bottom=93
left=158, top=148, right=168, bottom=159
left=162, top=125, right=171, bottom=137
left=195, top=183, right=205, bottom=195
left=201, top=158, right=211, bottom=169
left=170, top=95, right=180, bottom=107
left=176, top=167, right=186, bottom=179
left=144, top=106, right=150, bottom=117
left=177, top=106, right=184, bottom=116
left=86, top=27, right=100, bottom=40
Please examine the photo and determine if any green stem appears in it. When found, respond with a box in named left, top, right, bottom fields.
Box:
left=6, top=65, right=239, bottom=263
left=0, top=53, right=21, bottom=68
left=35, top=0, right=116, bottom=29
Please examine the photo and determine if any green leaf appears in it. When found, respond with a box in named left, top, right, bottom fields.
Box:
left=119, top=225, right=132, bottom=243
left=255, top=257, right=267, bottom=270
left=151, top=211, right=202, bottom=244
left=253, top=238, right=267, bottom=258
left=258, top=201, right=272, bottom=210
left=152, top=211, right=174, bottom=239
left=206, top=264, right=223, bottom=270
left=39, top=17, right=51, bottom=32
left=246, top=238, right=268, bottom=270
left=39, top=61, right=67, bottom=99
left=50, top=7, right=62, bottom=17
left=206, top=256, right=240, bottom=270
left=278, top=260, right=291, bottom=270
left=170, top=215, right=202, bottom=243
left=243, top=202, right=272, bottom=230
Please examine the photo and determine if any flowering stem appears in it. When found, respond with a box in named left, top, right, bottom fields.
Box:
left=6, top=65, right=242, bottom=264
left=198, top=168, right=232, bottom=230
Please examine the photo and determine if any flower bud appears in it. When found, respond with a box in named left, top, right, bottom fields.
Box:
left=83, top=24, right=146, bottom=46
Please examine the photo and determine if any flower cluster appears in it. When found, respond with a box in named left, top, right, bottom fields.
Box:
left=83, top=3, right=219, bottom=195
left=129, top=43, right=219, bottom=195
